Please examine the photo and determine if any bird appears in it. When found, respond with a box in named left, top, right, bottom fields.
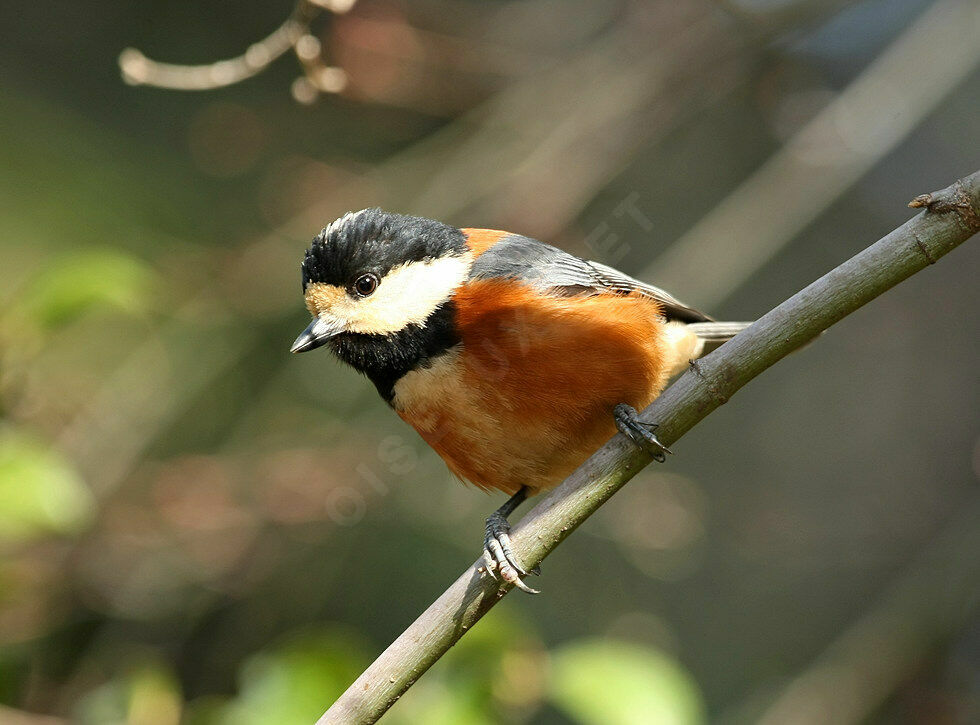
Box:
left=291, top=208, right=750, bottom=593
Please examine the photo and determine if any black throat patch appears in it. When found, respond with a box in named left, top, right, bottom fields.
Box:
left=327, top=299, right=459, bottom=403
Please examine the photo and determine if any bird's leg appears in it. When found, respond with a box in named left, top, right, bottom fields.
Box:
left=614, top=403, right=672, bottom=463
left=482, top=485, right=540, bottom=594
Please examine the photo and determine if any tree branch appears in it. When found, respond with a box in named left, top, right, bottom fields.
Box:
left=319, top=170, right=980, bottom=724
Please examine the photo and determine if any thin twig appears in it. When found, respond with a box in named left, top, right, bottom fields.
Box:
left=118, top=0, right=356, bottom=101
left=317, top=170, right=980, bottom=724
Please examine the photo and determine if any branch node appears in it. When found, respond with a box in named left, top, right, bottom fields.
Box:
left=908, top=179, right=980, bottom=232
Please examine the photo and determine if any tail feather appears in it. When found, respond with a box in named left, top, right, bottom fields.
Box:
left=662, top=321, right=753, bottom=378
left=686, top=321, right=753, bottom=341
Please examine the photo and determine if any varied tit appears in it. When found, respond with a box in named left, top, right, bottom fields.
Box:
left=292, top=208, right=750, bottom=593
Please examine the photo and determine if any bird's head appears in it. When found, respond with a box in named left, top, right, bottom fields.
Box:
left=291, top=208, right=470, bottom=354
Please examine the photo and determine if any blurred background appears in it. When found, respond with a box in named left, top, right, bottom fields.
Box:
left=1, top=0, right=978, bottom=723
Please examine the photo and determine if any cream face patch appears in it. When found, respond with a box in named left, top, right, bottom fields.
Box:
left=303, top=252, right=473, bottom=335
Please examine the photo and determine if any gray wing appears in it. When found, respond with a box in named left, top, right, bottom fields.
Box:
left=469, top=233, right=713, bottom=323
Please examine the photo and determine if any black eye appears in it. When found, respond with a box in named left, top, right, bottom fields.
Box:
left=353, top=273, right=379, bottom=297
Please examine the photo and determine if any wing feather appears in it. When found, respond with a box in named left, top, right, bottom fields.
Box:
left=468, top=233, right=712, bottom=323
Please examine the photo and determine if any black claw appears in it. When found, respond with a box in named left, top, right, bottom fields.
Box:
left=614, top=403, right=672, bottom=462
left=484, top=511, right=528, bottom=576
left=480, top=487, right=539, bottom=594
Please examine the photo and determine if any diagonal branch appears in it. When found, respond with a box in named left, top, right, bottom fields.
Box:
left=319, top=170, right=980, bottom=724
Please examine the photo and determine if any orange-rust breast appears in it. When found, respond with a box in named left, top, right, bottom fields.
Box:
left=392, top=279, right=671, bottom=495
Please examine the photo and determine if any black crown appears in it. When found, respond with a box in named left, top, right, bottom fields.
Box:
left=300, top=208, right=466, bottom=291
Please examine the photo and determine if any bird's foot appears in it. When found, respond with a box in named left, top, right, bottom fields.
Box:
left=481, top=493, right=540, bottom=594
left=614, top=403, right=672, bottom=463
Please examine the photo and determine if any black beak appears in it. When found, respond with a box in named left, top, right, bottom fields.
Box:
left=290, top=317, right=343, bottom=353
